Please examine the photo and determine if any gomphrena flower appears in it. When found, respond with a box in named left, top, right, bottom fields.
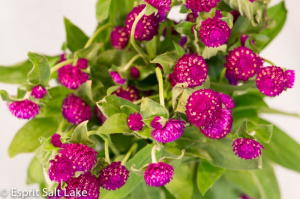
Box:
left=31, top=85, right=47, bottom=99
left=49, top=155, right=75, bottom=182
left=186, top=89, right=222, bottom=127
left=51, top=134, right=62, bottom=148
left=186, top=13, right=198, bottom=23
left=76, top=58, right=88, bottom=69
left=179, top=36, right=188, bottom=48
left=199, top=11, right=231, bottom=48
left=125, top=5, right=159, bottom=41
left=112, top=86, right=140, bottom=102
left=169, top=53, right=208, bottom=88
left=144, top=162, right=174, bottom=187
left=151, top=116, right=186, bottom=143
left=285, top=69, right=295, bottom=89
left=200, top=108, right=233, bottom=139
left=111, top=26, right=129, bottom=49
left=128, top=113, right=144, bottom=131
left=256, top=66, right=295, bottom=96
left=218, top=93, right=235, bottom=109
left=62, top=94, right=92, bottom=125
left=9, top=99, right=40, bottom=120
left=110, top=71, right=126, bottom=85
left=58, top=64, right=89, bottom=90
left=65, top=172, right=100, bottom=199
left=99, top=162, right=129, bottom=190
left=59, top=53, right=66, bottom=63
left=145, top=0, right=172, bottom=22
left=224, top=47, right=264, bottom=81
left=59, top=143, right=98, bottom=172
left=130, top=66, right=140, bottom=80
left=225, top=72, right=239, bottom=86
left=95, top=106, right=107, bottom=125
left=185, top=0, right=220, bottom=12
left=233, top=138, right=264, bottom=160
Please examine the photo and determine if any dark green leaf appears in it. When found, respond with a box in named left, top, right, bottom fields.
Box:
left=97, top=113, right=131, bottom=135
left=27, top=157, right=45, bottom=185
left=69, top=121, right=94, bottom=146
left=140, top=98, right=169, bottom=119
left=96, top=0, right=112, bottom=22
left=92, top=157, right=109, bottom=177
left=151, top=52, right=179, bottom=75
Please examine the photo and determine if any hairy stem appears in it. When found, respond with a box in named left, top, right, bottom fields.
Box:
left=121, top=54, right=141, bottom=73
left=84, top=23, right=113, bottom=48
left=50, top=59, right=74, bottom=73
left=104, top=139, right=111, bottom=164
left=155, top=67, right=165, bottom=107
left=121, top=143, right=138, bottom=165
left=263, top=58, right=276, bottom=66
left=151, top=145, right=160, bottom=163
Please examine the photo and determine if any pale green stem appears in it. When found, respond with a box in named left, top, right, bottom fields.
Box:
left=104, top=139, right=111, bottom=164
left=121, top=143, right=138, bottom=165
left=263, top=58, right=276, bottom=66
left=50, top=59, right=74, bottom=73
left=130, top=7, right=148, bottom=64
left=121, top=54, right=141, bottom=73
left=151, top=145, right=160, bottom=163
left=84, top=23, right=113, bottom=48
left=155, top=67, right=165, bottom=107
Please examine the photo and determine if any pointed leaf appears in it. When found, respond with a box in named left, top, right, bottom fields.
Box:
left=69, top=121, right=94, bottom=146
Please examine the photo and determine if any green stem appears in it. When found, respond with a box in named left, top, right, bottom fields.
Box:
left=130, top=7, right=148, bottom=64
left=133, top=94, right=159, bottom=105
left=155, top=67, right=165, bottom=107
left=121, top=54, right=141, bottom=73
left=84, top=23, right=113, bottom=48
left=121, top=143, right=138, bottom=165
left=151, top=145, right=160, bottom=163
left=50, top=59, right=74, bottom=73
left=104, top=139, right=111, bottom=164
left=263, top=58, right=276, bottom=66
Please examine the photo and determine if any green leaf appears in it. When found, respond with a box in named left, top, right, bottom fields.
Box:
left=151, top=52, right=180, bottom=75
left=140, top=98, right=169, bottom=119
left=92, top=157, right=109, bottom=177
left=259, top=1, right=287, bottom=50
left=145, top=36, right=158, bottom=59
left=97, top=113, right=131, bottom=135
left=210, top=81, right=256, bottom=93
left=124, top=183, right=165, bottom=199
left=174, top=126, right=262, bottom=170
left=96, top=0, right=112, bottom=22
left=0, top=60, right=33, bottom=84
left=165, top=163, right=193, bottom=199
left=175, top=22, right=195, bottom=36
left=64, top=17, right=89, bottom=52
left=69, top=121, right=94, bottom=146
left=100, top=144, right=162, bottom=199
left=0, top=90, right=19, bottom=102
left=9, top=117, right=61, bottom=157
left=75, top=43, right=103, bottom=65
left=197, top=159, right=225, bottom=195
left=97, top=50, right=137, bottom=67
left=233, top=90, right=267, bottom=111
left=27, top=52, right=51, bottom=87
left=173, top=41, right=185, bottom=57
left=202, top=45, right=227, bottom=59
left=27, top=157, right=45, bottom=185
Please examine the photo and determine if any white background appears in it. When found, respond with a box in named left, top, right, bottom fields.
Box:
left=0, top=0, right=299, bottom=198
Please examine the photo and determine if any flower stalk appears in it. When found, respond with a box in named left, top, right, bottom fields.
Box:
left=155, top=67, right=165, bottom=107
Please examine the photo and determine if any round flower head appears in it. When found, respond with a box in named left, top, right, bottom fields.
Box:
left=144, top=162, right=174, bottom=187
left=179, top=36, right=188, bottom=48
left=285, top=69, right=295, bottom=89
left=62, top=94, right=92, bottom=125
left=65, top=172, right=100, bottom=199
left=170, top=54, right=208, bottom=88
left=76, top=58, right=88, bottom=69
left=125, top=5, right=159, bottom=41
left=49, top=155, right=75, bottom=182
left=233, top=138, right=264, bottom=160
left=218, top=93, right=235, bottom=109
left=9, top=99, right=40, bottom=119
left=59, top=53, right=66, bottom=63
left=256, top=66, right=288, bottom=97
left=186, top=89, right=222, bottom=127
left=99, top=162, right=129, bottom=191
left=186, top=13, right=198, bottom=23
left=58, top=64, right=89, bottom=90
left=111, top=26, right=129, bottom=49
left=130, top=66, right=140, bottom=80
left=145, top=0, right=172, bottom=22
left=51, top=134, right=62, bottom=148
left=31, top=85, right=47, bottom=99
left=128, top=113, right=144, bottom=131
left=186, top=0, right=220, bottom=12
left=110, top=71, right=126, bottom=85
left=199, top=11, right=231, bottom=48
left=112, top=86, right=140, bottom=102
left=225, top=71, right=239, bottom=86
left=200, top=108, right=233, bottom=139
left=95, top=106, right=107, bottom=125
left=151, top=117, right=186, bottom=143
left=225, top=47, right=264, bottom=81
left=59, top=143, right=98, bottom=172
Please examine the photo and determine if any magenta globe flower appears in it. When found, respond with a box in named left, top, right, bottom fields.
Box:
left=218, top=93, right=235, bottom=109
left=144, top=162, right=174, bottom=187
left=49, top=155, right=75, bottom=182
left=130, top=66, right=140, bottom=80
left=169, top=53, right=208, bottom=88
left=225, top=47, right=264, bottom=81
left=111, top=26, right=129, bottom=49
left=110, top=71, right=126, bottom=85
left=99, top=162, right=129, bottom=191
left=233, top=138, right=264, bottom=160
left=112, top=86, right=140, bottom=102
left=65, top=172, right=100, bottom=199
left=199, top=11, right=231, bottom=48
left=128, top=113, right=144, bottom=131
left=145, top=0, right=172, bottom=22
left=125, top=5, right=159, bottom=41
left=95, top=106, right=107, bottom=125
left=62, top=94, right=92, bottom=125
left=186, top=13, right=198, bottom=23
left=58, top=64, right=89, bottom=90
left=285, top=69, right=295, bottom=89
left=8, top=99, right=40, bottom=119
left=51, top=134, right=62, bottom=148
left=76, top=58, right=88, bottom=69
left=186, top=0, right=220, bottom=12
left=31, top=85, right=47, bottom=99
left=151, top=117, right=186, bottom=143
